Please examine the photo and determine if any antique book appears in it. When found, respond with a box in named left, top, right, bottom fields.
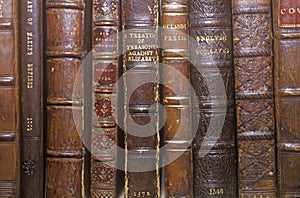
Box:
left=273, top=0, right=300, bottom=197
left=161, top=0, right=193, bottom=197
left=19, top=0, right=44, bottom=197
left=45, top=0, right=86, bottom=197
left=189, top=0, right=237, bottom=197
left=0, top=0, right=20, bottom=197
left=232, top=0, right=277, bottom=197
left=90, top=0, right=121, bottom=197
left=122, top=0, right=160, bottom=197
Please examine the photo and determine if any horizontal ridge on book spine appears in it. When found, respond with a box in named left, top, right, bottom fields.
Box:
left=189, top=0, right=237, bottom=197
left=45, top=0, right=86, bottom=197
left=0, top=0, right=20, bottom=197
left=232, top=0, right=277, bottom=197
left=273, top=0, right=300, bottom=196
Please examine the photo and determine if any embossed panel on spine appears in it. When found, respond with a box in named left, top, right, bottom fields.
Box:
left=91, top=0, right=121, bottom=197
left=45, top=0, right=86, bottom=197
left=122, top=0, right=160, bottom=197
left=189, top=0, right=237, bottom=197
left=232, top=0, right=277, bottom=197
left=20, top=0, right=44, bottom=197
left=273, top=0, right=300, bottom=197
left=0, top=0, right=20, bottom=197
left=161, top=0, right=192, bottom=197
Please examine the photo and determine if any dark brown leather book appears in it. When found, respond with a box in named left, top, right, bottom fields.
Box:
left=19, top=0, right=44, bottom=197
left=45, top=0, right=86, bottom=197
left=122, top=0, right=160, bottom=197
left=273, top=0, right=300, bottom=197
left=189, top=0, right=237, bottom=197
left=0, top=0, right=20, bottom=197
left=161, top=0, right=192, bottom=197
left=90, top=0, right=121, bottom=197
left=232, top=0, right=277, bottom=197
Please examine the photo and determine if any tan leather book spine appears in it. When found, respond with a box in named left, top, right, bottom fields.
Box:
left=161, top=0, right=192, bottom=197
left=189, top=0, right=237, bottom=197
left=91, top=0, right=121, bottom=197
left=232, top=0, right=277, bottom=197
left=19, top=0, right=44, bottom=196
left=273, top=0, right=300, bottom=197
left=45, top=0, right=86, bottom=197
left=122, top=0, right=160, bottom=197
left=0, top=0, right=20, bottom=197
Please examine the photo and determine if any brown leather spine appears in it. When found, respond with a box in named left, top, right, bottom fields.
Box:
left=189, top=0, right=237, bottom=197
left=232, top=0, right=277, bottom=197
left=0, top=0, right=20, bottom=197
left=45, top=0, right=86, bottom=197
left=19, top=0, right=44, bottom=197
left=273, top=0, right=300, bottom=197
left=122, top=0, right=160, bottom=197
left=161, top=0, right=192, bottom=197
left=91, top=0, right=121, bottom=197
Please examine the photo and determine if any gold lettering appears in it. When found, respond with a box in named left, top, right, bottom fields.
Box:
left=164, top=35, right=186, bottom=42
left=197, top=35, right=227, bottom=42
left=280, top=7, right=300, bottom=15
left=129, top=33, right=156, bottom=39
left=209, top=188, right=224, bottom=196
left=27, top=0, right=33, bottom=13
left=131, top=191, right=150, bottom=197
left=126, top=44, right=157, bottom=50
left=26, top=117, right=33, bottom=132
left=163, top=23, right=187, bottom=30
left=27, top=63, right=34, bottom=89
left=27, top=18, right=33, bottom=25
left=27, top=32, right=33, bottom=55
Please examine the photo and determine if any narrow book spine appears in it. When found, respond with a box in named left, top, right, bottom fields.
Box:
left=189, top=0, right=237, bottom=197
left=122, top=0, right=160, bottom=197
left=45, top=0, right=86, bottom=197
left=273, top=0, right=300, bottom=197
left=20, top=0, right=44, bottom=196
left=161, top=0, right=192, bottom=197
left=232, top=0, right=277, bottom=197
left=91, top=0, right=121, bottom=197
left=0, top=0, right=20, bottom=197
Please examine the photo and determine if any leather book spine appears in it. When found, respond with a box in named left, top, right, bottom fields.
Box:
left=122, top=0, right=160, bottom=197
left=19, top=0, right=44, bottom=197
left=232, top=0, right=277, bottom=197
left=0, top=0, right=20, bottom=197
left=273, top=0, right=300, bottom=197
left=189, top=0, right=237, bottom=197
left=45, top=0, right=86, bottom=197
left=161, top=0, right=192, bottom=197
left=91, top=0, right=121, bottom=197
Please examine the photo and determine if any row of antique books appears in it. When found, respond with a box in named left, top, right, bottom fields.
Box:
left=0, top=0, right=299, bottom=197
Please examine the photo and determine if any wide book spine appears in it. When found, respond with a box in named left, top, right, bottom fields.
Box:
left=19, top=0, right=44, bottom=197
left=232, top=0, right=277, bottom=197
left=0, top=0, right=20, bottom=197
left=90, top=0, right=121, bottom=197
left=45, top=0, right=86, bottom=197
left=161, top=0, right=193, bottom=197
left=189, top=0, right=237, bottom=197
left=122, top=0, right=160, bottom=197
left=273, top=0, right=300, bottom=197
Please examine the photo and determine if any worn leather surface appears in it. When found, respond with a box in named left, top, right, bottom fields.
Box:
left=161, top=0, right=193, bottom=197
left=45, top=1, right=86, bottom=197
left=232, top=0, right=277, bottom=197
left=189, top=0, right=237, bottom=197
left=0, top=0, right=20, bottom=197
left=122, top=0, right=160, bottom=197
left=91, top=0, right=121, bottom=197
left=273, top=0, right=300, bottom=197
